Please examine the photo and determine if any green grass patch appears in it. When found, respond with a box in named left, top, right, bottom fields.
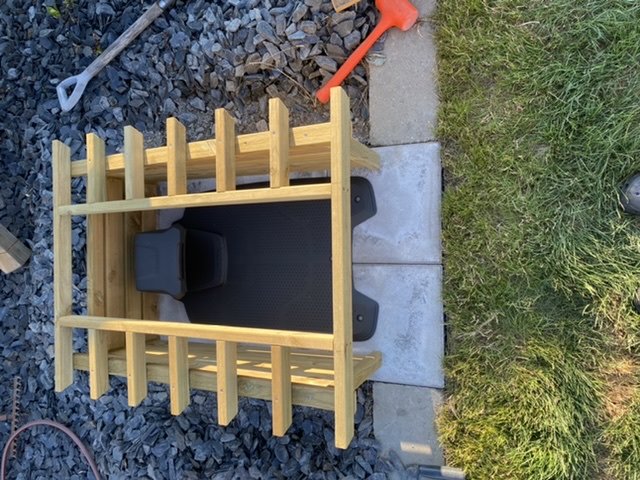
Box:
left=436, top=0, right=640, bottom=477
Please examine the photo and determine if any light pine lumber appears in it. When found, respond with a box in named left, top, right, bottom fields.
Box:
left=123, top=127, right=144, bottom=320
left=86, top=133, right=109, bottom=399
left=124, top=126, right=145, bottom=199
left=105, top=179, right=126, bottom=349
left=52, top=140, right=74, bottom=392
left=60, top=184, right=332, bottom=216
left=271, top=345, right=292, bottom=436
left=166, top=118, right=187, bottom=196
left=70, top=124, right=380, bottom=180
left=58, top=316, right=334, bottom=350
left=141, top=184, right=159, bottom=321
left=74, top=351, right=337, bottom=411
left=0, top=224, right=30, bottom=273
left=216, top=340, right=238, bottom=425
left=126, top=332, right=147, bottom=406
left=215, top=109, right=236, bottom=192
left=168, top=336, right=189, bottom=415
left=268, top=98, right=290, bottom=188
left=330, top=87, right=354, bottom=449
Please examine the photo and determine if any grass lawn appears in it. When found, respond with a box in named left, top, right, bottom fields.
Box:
left=435, top=1, right=640, bottom=478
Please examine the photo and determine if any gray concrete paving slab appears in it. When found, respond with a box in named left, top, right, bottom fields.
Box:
left=373, top=382, right=444, bottom=466
left=354, top=264, right=444, bottom=388
left=353, top=142, right=441, bottom=264
left=369, top=0, right=438, bottom=146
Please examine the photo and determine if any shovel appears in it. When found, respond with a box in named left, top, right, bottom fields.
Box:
left=56, top=0, right=175, bottom=112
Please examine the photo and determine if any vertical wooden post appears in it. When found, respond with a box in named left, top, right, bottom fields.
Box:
left=214, top=109, right=236, bottom=192
left=271, top=345, right=292, bottom=436
left=53, top=140, right=74, bottom=392
left=330, top=87, right=354, bottom=449
left=105, top=178, right=126, bottom=350
left=269, top=98, right=290, bottom=188
left=168, top=336, right=189, bottom=415
left=216, top=340, right=238, bottom=425
left=86, top=133, right=109, bottom=399
left=126, top=331, right=147, bottom=406
left=124, top=127, right=144, bottom=321
left=167, top=118, right=187, bottom=196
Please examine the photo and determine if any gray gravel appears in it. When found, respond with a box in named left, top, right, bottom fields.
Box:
left=0, top=0, right=409, bottom=478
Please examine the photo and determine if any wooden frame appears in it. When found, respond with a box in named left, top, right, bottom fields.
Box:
left=52, top=87, right=381, bottom=449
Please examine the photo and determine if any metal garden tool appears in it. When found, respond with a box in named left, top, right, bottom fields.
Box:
left=316, top=0, right=419, bottom=103
left=56, top=0, right=175, bottom=112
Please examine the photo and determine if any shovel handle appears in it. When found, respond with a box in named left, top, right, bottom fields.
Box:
left=56, top=0, right=173, bottom=111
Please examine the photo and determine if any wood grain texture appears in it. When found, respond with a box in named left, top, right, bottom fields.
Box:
left=59, top=316, right=334, bottom=350
left=124, top=126, right=145, bottom=200
left=166, top=118, right=187, bottom=196
left=330, top=87, right=354, bottom=449
left=60, top=184, right=332, bottom=216
left=331, top=0, right=362, bottom=12
left=269, top=98, right=290, bottom=188
left=168, top=336, right=189, bottom=415
left=216, top=340, right=238, bottom=425
left=215, top=109, right=236, bottom=192
left=52, top=140, right=74, bottom=392
left=126, top=332, right=147, bottom=406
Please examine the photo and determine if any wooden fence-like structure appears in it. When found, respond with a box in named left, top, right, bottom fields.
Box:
left=52, top=87, right=381, bottom=448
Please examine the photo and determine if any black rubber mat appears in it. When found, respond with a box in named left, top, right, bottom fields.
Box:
left=178, top=177, right=378, bottom=341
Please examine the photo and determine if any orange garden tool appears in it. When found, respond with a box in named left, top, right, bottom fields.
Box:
left=316, top=0, right=419, bottom=104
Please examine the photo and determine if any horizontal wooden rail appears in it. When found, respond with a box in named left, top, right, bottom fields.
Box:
left=70, top=125, right=379, bottom=180
left=58, top=184, right=332, bottom=216
left=59, top=316, right=334, bottom=350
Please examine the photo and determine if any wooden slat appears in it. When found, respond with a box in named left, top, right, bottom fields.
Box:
left=331, top=0, right=362, bottom=12
left=126, top=332, right=147, bottom=406
left=166, top=118, right=187, bottom=196
left=124, top=211, right=142, bottom=319
left=269, top=98, right=290, bottom=188
left=71, top=123, right=331, bottom=176
left=216, top=340, right=238, bottom=425
left=215, top=109, right=236, bottom=192
left=53, top=140, right=74, bottom=392
left=0, top=224, right=31, bottom=273
left=86, top=133, right=109, bottom=399
left=105, top=179, right=126, bottom=349
left=59, top=316, right=334, bottom=350
left=168, top=336, right=189, bottom=415
left=141, top=184, right=158, bottom=321
left=330, top=87, right=354, bottom=449
left=74, top=340, right=381, bottom=411
left=271, top=345, right=292, bottom=436
left=74, top=352, right=337, bottom=411
left=60, top=184, right=332, bottom=216
left=122, top=128, right=145, bottom=320
left=124, top=126, right=145, bottom=200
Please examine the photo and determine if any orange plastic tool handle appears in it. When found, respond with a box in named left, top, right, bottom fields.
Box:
left=316, top=18, right=392, bottom=104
